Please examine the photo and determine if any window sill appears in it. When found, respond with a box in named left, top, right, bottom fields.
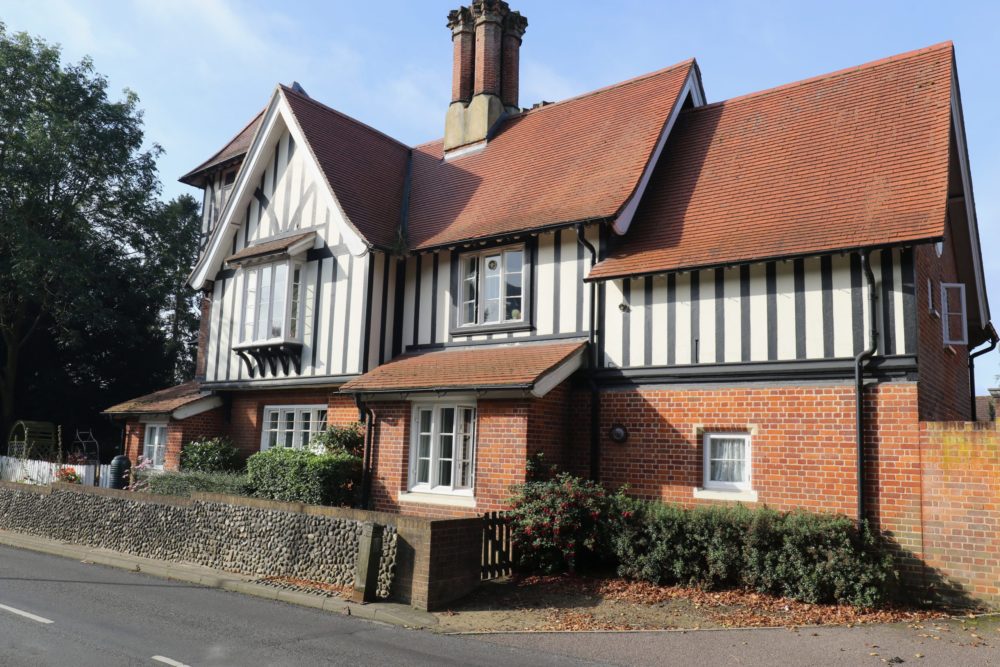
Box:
left=693, top=488, right=758, bottom=503
left=449, top=322, right=533, bottom=338
left=398, top=491, right=476, bottom=508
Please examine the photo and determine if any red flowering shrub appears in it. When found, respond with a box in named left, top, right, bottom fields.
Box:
left=507, top=473, right=608, bottom=573
left=55, top=467, right=82, bottom=484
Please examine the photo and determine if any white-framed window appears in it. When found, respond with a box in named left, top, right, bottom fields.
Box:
left=241, top=261, right=303, bottom=344
left=459, top=245, right=525, bottom=326
left=143, top=423, right=168, bottom=470
left=941, top=282, right=968, bottom=345
left=703, top=433, right=751, bottom=492
left=409, top=402, right=477, bottom=495
left=260, top=405, right=329, bottom=451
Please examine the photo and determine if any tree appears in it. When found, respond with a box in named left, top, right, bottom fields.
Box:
left=149, top=195, right=202, bottom=383
left=0, top=24, right=161, bottom=435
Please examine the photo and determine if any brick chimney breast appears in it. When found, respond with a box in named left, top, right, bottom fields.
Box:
left=444, top=1, right=527, bottom=153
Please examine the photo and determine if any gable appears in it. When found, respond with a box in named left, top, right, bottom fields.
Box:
left=189, top=90, right=373, bottom=289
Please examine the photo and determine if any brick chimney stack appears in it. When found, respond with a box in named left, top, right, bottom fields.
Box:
left=444, top=1, right=527, bottom=153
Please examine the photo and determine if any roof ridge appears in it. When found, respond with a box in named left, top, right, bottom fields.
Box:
left=279, top=83, right=411, bottom=151
left=692, top=41, right=953, bottom=112
left=409, top=58, right=695, bottom=151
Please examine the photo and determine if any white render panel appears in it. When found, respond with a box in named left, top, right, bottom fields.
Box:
left=804, top=257, right=824, bottom=359
left=558, top=230, right=578, bottom=334
left=535, top=232, right=556, bottom=336
left=776, top=262, right=796, bottom=361
left=723, top=268, right=741, bottom=363
left=698, top=271, right=716, bottom=364
left=604, top=279, right=624, bottom=367
left=650, top=275, right=669, bottom=366
left=674, top=272, right=692, bottom=365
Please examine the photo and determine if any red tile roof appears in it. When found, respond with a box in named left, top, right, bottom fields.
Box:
left=104, top=381, right=208, bottom=415
left=588, top=43, right=955, bottom=280
left=179, top=110, right=264, bottom=186
left=406, top=61, right=696, bottom=250
left=340, top=341, right=586, bottom=394
left=281, top=85, right=410, bottom=249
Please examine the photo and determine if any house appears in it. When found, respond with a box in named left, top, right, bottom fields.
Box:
left=107, top=3, right=994, bottom=531
left=977, top=389, right=1000, bottom=421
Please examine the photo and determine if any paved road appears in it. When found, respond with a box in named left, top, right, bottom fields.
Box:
left=2, top=544, right=998, bottom=667
left=0, top=545, right=592, bottom=666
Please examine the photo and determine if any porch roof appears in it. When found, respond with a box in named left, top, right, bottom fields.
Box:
left=340, top=340, right=587, bottom=398
left=103, top=381, right=222, bottom=420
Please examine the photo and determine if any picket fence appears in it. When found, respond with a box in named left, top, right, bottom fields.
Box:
left=0, top=456, right=112, bottom=488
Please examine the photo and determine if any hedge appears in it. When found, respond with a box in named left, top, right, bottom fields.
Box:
left=245, top=448, right=361, bottom=506
left=143, top=470, right=252, bottom=498
left=508, top=476, right=896, bottom=608
left=179, top=437, right=241, bottom=473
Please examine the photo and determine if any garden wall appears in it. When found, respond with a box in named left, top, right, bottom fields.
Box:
left=0, top=482, right=482, bottom=610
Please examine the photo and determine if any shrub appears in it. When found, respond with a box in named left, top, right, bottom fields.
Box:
left=507, top=472, right=608, bottom=573
left=308, top=423, right=364, bottom=457
left=605, top=494, right=896, bottom=607
left=246, top=448, right=361, bottom=506
left=180, top=437, right=241, bottom=473
left=143, top=470, right=252, bottom=498
left=55, top=467, right=82, bottom=484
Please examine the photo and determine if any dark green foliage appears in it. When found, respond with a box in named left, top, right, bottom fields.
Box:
left=179, top=438, right=241, bottom=473
left=308, top=423, right=364, bottom=457
left=0, top=24, right=202, bottom=439
left=524, top=450, right=558, bottom=482
left=507, top=473, right=607, bottom=573
left=246, top=448, right=362, bottom=507
left=143, top=470, right=252, bottom=498
left=605, top=495, right=896, bottom=607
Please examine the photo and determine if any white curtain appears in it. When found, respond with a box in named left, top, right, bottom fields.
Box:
left=710, top=438, right=745, bottom=483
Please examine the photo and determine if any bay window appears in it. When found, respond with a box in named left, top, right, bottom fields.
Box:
left=458, top=245, right=526, bottom=327
left=409, top=403, right=477, bottom=494
left=260, top=405, right=329, bottom=451
left=241, top=261, right=303, bottom=343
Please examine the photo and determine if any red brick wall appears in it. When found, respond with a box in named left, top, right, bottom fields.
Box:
left=915, top=228, right=971, bottom=421
left=596, top=383, right=913, bottom=518
left=368, top=386, right=577, bottom=519
left=228, top=389, right=357, bottom=460
left=919, top=421, right=1000, bottom=607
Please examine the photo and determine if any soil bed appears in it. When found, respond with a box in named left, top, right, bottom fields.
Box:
left=433, top=575, right=948, bottom=633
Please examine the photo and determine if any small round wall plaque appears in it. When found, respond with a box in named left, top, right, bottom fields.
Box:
left=609, top=424, right=628, bottom=443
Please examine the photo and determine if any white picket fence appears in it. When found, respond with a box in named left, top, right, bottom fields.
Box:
left=0, top=456, right=111, bottom=487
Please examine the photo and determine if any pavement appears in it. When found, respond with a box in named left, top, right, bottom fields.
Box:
left=1, top=530, right=998, bottom=666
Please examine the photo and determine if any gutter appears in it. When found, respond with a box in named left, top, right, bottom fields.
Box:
left=576, top=223, right=601, bottom=481
left=968, top=322, right=999, bottom=420
left=854, top=250, right=879, bottom=523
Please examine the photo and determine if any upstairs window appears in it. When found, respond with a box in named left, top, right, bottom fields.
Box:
left=459, top=245, right=525, bottom=327
left=941, top=283, right=968, bottom=345
left=242, top=262, right=303, bottom=343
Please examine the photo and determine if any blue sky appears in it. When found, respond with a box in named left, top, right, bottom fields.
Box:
left=4, top=0, right=999, bottom=391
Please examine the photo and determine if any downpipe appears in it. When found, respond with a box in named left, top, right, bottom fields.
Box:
left=854, top=251, right=879, bottom=523
left=576, top=224, right=601, bottom=481
left=968, top=323, right=999, bottom=421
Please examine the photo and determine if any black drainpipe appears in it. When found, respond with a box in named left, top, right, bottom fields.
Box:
left=854, top=250, right=879, bottom=523
left=968, top=323, right=999, bottom=421
left=576, top=224, right=601, bottom=481
left=354, top=396, right=376, bottom=509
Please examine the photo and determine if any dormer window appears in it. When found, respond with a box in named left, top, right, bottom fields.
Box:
left=221, top=169, right=237, bottom=205
left=458, top=245, right=527, bottom=328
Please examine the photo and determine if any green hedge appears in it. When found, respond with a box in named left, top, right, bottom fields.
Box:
left=179, top=437, right=241, bottom=473
left=245, top=448, right=361, bottom=506
left=143, top=470, right=252, bottom=498
left=606, top=497, right=895, bottom=607
left=507, top=475, right=896, bottom=608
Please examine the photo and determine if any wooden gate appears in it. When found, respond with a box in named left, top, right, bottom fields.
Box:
left=481, top=511, right=513, bottom=580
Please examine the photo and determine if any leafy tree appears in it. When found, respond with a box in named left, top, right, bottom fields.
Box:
left=150, top=195, right=202, bottom=383
left=0, top=24, right=161, bottom=435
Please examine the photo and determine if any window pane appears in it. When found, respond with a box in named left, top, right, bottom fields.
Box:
left=417, top=459, right=430, bottom=485
left=440, top=408, right=455, bottom=435
left=483, top=255, right=502, bottom=323
left=243, top=269, right=257, bottom=341
left=438, top=459, right=453, bottom=487
left=299, top=411, right=311, bottom=448
left=271, top=263, right=288, bottom=338
left=419, top=409, right=432, bottom=435
left=504, top=249, right=523, bottom=276
left=418, top=434, right=431, bottom=459
left=289, top=267, right=301, bottom=338
left=457, top=407, right=475, bottom=488
left=283, top=411, right=295, bottom=448
left=256, top=266, right=272, bottom=340
left=709, top=437, right=746, bottom=483
left=462, top=256, right=479, bottom=325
